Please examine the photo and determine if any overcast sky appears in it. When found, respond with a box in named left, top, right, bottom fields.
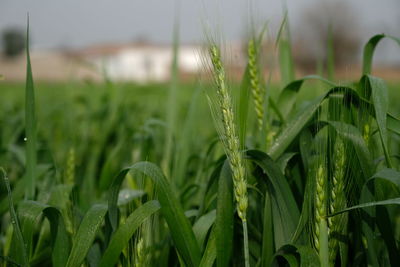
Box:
left=0, top=0, right=399, bottom=62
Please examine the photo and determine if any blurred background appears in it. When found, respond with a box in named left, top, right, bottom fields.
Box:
left=0, top=0, right=399, bottom=82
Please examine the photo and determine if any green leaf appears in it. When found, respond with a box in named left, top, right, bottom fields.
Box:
left=199, top=228, right=217, bottom=267
left=329, top=197, right=400, bottom=216
left=8, top=200, right=70, bottom=267
left=362, top=168, right=400, bottom=194
left=25, top=17, right=37, bottom=200
left=99, top=200, right=160, bottom=267
left=362, top=34, right=400, bottom=75
left=327, top=121, right=374, bottom=179
left=66, top=204, right=107, bottom=267
left=276, top=11, right=295, bottom=86
left=1, top=168, right=29, bottom=267
left=261, top=188, right=274, bottom=267
left=367, top=75, right=392, bottom=167
left=162, top=16, right=180, bottom=177
left=193, top=209, right=216, bottom=250
left=246, top=150, right=300, bottom=248
left=238, top=64, right=251, bottom=144
left=215, top=161, right=234, bottom=267
left=277, top=75, right=336, bottom=120
left=268, top=93, right=325, bottom=160
left=272, top=244, right=320, bottom=267
left=387, top=113, right=400, bottom=135
left=272, top=245, right=299, bottom=267
left=360, top=168, right=400, bottom=266
left=277, top=152, right=297, bottom=174
left=108, top=162, right=201, bottom=267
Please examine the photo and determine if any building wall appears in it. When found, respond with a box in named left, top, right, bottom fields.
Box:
left=89, top=45, right=203, bottom=83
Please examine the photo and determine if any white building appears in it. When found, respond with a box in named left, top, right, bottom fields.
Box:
left=79, top=42, right=205, bottom=83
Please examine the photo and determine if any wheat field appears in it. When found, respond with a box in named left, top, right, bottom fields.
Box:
left=1, top=15, right=400, bottom=267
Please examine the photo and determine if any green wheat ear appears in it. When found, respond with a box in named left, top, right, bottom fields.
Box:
left=209, top=44, right=248, bottom=221
left=314, top=161, right=329, bottom=267
left=135, top=237, right=145, bottom=267
left=209, top=43, right=250, bottom=267
left=328, top=137, right=347, bottom=265
left=247, top=38, right=265, bottom=132
left=66, top=147, right=75, bottom=185
left=314, top=163, right=327, bottom=251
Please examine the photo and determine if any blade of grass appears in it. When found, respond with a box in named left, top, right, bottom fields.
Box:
left=108, top=162, right=201, bottom=267
left=162, top=10, right=180, bottom=178
left=13, top=201, right=70, bottom=267
left=246, top=150, right=299, bottom=248
left=193, top=209, right=216, bottom=249
left=366, top=75, right=392, bottom=167
left=261, top=187, right=274, bottom=267
left=329, top=197, right=400, bottom=216
left=215, top=161, right=234, bottom=267
left=1, top=168, right=28, bottom=267
left=199, top=228, right=217, bottom=267
left=25, top=17, right=37, bottom=200
left=327, top=121, right=374, bottom=179
left=276, top=10, right=295, bottom=86
left=362, top=34, right=400, bottom=75
left=99, top=200, right=160, bottom=267
left=269, top=87, right=362, bottom=160
left=277, top=75, right=337, bottom=121
left=66, top=204, right=108, bottom=267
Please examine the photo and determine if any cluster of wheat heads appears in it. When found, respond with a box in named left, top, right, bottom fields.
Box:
left=1, top=16, right=400, bottom=267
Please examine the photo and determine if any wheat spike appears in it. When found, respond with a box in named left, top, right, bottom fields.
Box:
left=209, top=44, right=248, bottom=221
left=209, top=43, right=250, bottom=267
left=328, top=137, right=347, bottom=265
left=247, top=38, right=265, bottom=132
left=314, top=163, right=327, bottom=251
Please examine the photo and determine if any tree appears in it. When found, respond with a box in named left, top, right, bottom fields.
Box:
left=2, top=27, right=25, bottom=58
left=294, top=2, right=361, bottom=71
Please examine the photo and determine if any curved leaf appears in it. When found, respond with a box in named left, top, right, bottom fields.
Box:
left=66, top=204, right=107, bottom=267
left=387, top=113, right=400, bottom=135
left=193, top=209, right=216, bottom=250
left=272, top=244, right=320, bottom=267
left=9, top=200, right=70, bottom=267
left=1, top=168, right=28, bottom=267
left=327, top=121, right=374, bottom=179
left=268, top=93, right=325, bottom=160
left=329, top=197, right=400, bottom=216
left=199, top=228, right=217, bottom=267
left=215, top=161, right=234, bottom=267
left=362, top=34, right=400, bottom=75
left=108, top=162, right=201, bottom=267
left=277, top=75, right=337, bottom=119
left=246, top=150, right=299, bottom=248
left=99, top=200, right=160, bottom=267
left=366, top=75, right=392, bottom=167
left=261, top=188, right=274, bottom=267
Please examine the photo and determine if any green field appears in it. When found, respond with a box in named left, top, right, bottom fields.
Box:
left=1, top=24, right=400, bottom=267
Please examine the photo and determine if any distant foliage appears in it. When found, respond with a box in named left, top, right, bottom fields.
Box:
left=2, top=28, right=25, bottom=58
left=295, top=2, right=361, bottom=71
